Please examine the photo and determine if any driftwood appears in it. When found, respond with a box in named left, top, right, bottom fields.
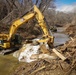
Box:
left=52, top=48, right=67, bottom=61
left=31, top=66, right=45, bottom=74
left=65, top=60, right=76, bottom=75
left=31, top=54, right=57, bottom=60
left=40, top=44, right=50, bottom=54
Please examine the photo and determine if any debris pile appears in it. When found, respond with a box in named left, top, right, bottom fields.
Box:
left=13, top=37, right=76, bottom=75
left=65, top=25, right=76, bottom=37
left=13, top=39, right=52, bottom=63
left=12, top=25, right=76, bottom=75
left=57, top=37, right=76, bottom=62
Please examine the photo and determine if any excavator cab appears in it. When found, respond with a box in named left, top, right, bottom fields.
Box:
left=11, top=34, right=22, bottom=47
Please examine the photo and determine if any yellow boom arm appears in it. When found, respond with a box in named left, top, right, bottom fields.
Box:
left=7, top=13, right=35, bottom=41
left=34, top=5, right=54, bottom=44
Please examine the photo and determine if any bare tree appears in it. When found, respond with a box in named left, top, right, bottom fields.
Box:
left=0, top=0, right=56, bottom=36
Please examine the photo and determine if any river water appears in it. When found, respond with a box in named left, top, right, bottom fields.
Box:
left=54, top=27, right=69, bottom=46
left=0, top=54, right=25, bottom=75
left=0, top=27, right=69, bottom=75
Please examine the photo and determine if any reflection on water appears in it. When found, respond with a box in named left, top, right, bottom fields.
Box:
left=54, top=33, right=69, bottom=46
left=56, top=27, right=65, bottom=32
left=54, top=27, right=69, bottom=46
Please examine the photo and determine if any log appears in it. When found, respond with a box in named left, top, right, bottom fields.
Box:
left=52, top=48, right=67, bottom=61
left=31, top=66, right=45, bottom=74
left=40, top=44, right=50, bottom=54
left=31, top=54, right=57, bottom=60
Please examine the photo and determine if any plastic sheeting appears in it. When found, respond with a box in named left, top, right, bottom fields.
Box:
left=18, top=44, right=40, bottom=63
left=13, top=38, right=49, bottom=63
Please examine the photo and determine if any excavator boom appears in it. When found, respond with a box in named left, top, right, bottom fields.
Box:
left=8, top=12, right=35, bottom=41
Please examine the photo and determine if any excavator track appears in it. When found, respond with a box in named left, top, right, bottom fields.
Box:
left=0, top=47, right=19, bottom=55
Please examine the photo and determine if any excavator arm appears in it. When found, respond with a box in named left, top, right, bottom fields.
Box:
left=34, top=5, right=54, bottom=45
left=7, top=12, right=35, bottom=41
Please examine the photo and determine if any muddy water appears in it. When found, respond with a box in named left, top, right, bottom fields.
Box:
left=54, top=27, right=69, bottom=46
left=0, top=54, right=24, bottom=75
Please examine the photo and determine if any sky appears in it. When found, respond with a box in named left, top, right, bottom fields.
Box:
left=56, top=0, right=76, bottom=7
left=56, top=0, right=76, bottom=12
left=57, top=0, right=76, bottom=4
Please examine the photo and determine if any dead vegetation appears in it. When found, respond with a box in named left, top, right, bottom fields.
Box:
left=65, top=25, right=76, bottom=37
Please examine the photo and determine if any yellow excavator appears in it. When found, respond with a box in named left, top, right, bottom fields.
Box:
left=0, top=5, right=54, bottom=50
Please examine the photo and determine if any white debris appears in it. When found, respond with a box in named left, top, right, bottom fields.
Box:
left=13, top=51, right=20, bottom=58
left=44, top=42, right=49, bottom=49
left=18, top=44, right=40, bottom=63
left=13, top=38, right=50, bottom=63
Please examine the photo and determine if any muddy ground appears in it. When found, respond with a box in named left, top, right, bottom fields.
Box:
left=0, top=24, right=76, bottom=75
